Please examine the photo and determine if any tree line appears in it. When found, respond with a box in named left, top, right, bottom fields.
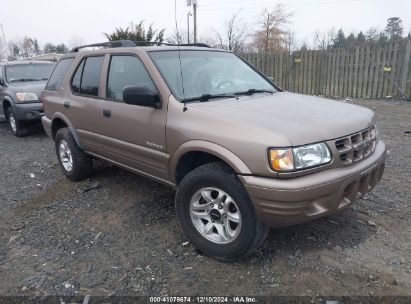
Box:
left=0, top=36, right=84, bottom=61
left=103, top=7, right=410, bottom=54
left=1, top=6, right=410, bottom=61
left=310, top=17, right=410, bottom=50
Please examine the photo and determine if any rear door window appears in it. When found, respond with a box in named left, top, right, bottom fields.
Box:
left=45, top=58, right=73, bottom=91
left=106, top=55, right=156, bottom=101
left=71, top=56, right=103, bottom=97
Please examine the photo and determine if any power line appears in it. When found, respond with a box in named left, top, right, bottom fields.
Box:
left=199, top=0, right=363, bottom=11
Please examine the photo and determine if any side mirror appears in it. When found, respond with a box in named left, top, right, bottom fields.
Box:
left=123, top=85, right=161, bottom=108
left=267, top=76, right=274, bottom=82
left=0, top=76, right=4, bottom=86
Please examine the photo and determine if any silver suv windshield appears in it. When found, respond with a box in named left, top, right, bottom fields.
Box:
left=149, top=50, right=276, bottom=101
left=5, top=63, right=54, bottom=83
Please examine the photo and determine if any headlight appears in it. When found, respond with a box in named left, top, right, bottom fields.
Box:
left=372, top=123, right=380, bottom=141
left=15, top=92, right=38, bottom=102
left=269, top=143, right=331, bottom=172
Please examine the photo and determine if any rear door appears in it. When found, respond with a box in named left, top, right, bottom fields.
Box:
left=66, top=55, right=106, bottom=151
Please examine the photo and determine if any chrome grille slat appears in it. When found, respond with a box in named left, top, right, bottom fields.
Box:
left=332, top=126, right=377, bottom=166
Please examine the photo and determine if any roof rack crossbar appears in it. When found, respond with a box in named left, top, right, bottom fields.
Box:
left=132, top=41, right=211, bottom=48
left=71, top=40, right=136, bottom=52
left=71, top=40, right=211, bottom=52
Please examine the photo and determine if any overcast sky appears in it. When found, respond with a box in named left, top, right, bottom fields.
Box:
left=1, top=0, right=410, bottom=48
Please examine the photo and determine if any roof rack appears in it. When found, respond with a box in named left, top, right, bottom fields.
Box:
left=71, top=40, right=210, bottom=52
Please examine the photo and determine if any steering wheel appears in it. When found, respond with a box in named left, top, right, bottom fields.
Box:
left=216, top=80, right=234, bottom=89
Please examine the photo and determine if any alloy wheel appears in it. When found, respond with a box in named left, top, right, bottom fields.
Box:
left=189, top=187, right=242, bottom=244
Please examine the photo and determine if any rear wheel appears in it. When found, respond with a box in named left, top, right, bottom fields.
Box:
left=6, top=107, right=28, bottom=137
left=176, top=162, right=268, bottom=261
left=55, top=128, right=93, bottom=181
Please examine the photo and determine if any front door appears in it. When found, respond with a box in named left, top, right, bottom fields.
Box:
left=91, top=54, right=169, bottom=180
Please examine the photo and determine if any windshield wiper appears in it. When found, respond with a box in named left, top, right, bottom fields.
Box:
left=183, top=93, right=236, bottom=103
left=234, top=88, right=275, bottom=96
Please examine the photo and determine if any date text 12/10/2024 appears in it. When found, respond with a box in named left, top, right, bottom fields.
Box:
left=149, top=296, right=258, bottom=303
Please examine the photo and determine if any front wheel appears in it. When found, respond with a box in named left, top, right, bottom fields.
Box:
left=6, top=107, right=28, bottom=137
left=175, top=162, right=268, bottom=261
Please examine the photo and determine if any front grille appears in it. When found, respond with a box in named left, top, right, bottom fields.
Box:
left=333, top=126, right=378, bottom=166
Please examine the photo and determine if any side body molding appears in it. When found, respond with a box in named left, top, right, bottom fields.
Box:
left=170, top=140, right=252, bottom=183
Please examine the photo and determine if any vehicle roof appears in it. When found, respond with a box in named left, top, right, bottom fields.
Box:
left=59, top=46, right=230, bottom=59
left=0, top=60, right=55, bottom=66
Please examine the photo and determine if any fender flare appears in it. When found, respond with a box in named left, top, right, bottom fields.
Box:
left=51, top=112, right=84, bottom=149
left=2, top=95, right=15, bottom=113
left=171, top=140, right=252, bottom=182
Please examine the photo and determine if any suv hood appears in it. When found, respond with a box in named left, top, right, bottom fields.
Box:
left=189, top=92, right=375, bottom=146
left=7, top=80, right=47, bottom=96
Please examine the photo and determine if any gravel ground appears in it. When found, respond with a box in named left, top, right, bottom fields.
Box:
left=0, top=99, right=410, bottom=299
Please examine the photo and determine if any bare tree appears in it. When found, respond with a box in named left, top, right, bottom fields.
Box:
left=254, top=4, right=293, bottom=53
left=166, top=29, right=194, bottom=45
left=22, top=36, right=35, bottom=57
left=312, top=28, right=336, bottom=50
left=68, top=36, right=85, bottom=50
left=365, top=27, right=379, bottom=42
left=0, top=39, right=7, bottom=61
left=8, top=39, right=23, bottom=59
left=214, top=12, right=250, bottom=53
left=284, top=30, right=297, bottom=53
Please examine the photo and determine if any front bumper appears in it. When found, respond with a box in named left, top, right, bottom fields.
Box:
left=240, top=141, right=387, bottom=228
left=41, top=116, right=52, bottom=138
left=13, top=102, right=44, bottom=121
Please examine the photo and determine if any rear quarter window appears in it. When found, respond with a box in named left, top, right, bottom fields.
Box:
left=79, top=56, right=104, bottom=96
left=46, top=58, right=74, bottom=91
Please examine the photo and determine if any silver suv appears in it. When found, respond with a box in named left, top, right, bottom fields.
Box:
left=0, top=61, right=54, bottom=136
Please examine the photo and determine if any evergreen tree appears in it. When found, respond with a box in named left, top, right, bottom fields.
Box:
left=43, top=43, right=57, bottom=54
left=345, top=33, right=356, bottom=48
left=378, top=32, right=389, bottom=44
left=104, top=21, right=165, bottom=43
left=332, top=28, right=346, bottom=48
left=12, top=44, right=21, bottom=57
left=33, top=39, right=40, bottom=55
left=56, top=43, right=68, bottom=54
left=356, top=31, right=366, bottom=45
left=384, top=17, right=403, bottom=40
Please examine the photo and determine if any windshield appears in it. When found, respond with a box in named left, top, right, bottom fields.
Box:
left=5, top=63, right=54, bottom=83
left=149, top=50, right=276, bottom=101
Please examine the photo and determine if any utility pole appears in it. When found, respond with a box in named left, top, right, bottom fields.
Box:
left=187, top=11, right=192, bottom=44
left=1, top=24, right=9, bottom=58
left=193, top=0, right=197, bottom=43
left=186, top=0, right=198, bottom=43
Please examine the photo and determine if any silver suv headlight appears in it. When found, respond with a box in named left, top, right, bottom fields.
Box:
left=15, top=92, right=38, bottom=102
left=269, top=143, right=332, bottom=172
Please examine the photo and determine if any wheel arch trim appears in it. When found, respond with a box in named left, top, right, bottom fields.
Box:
left=171, top=140, right=252, bottom=182
left=51, top=112, right=84, bottom=149
left=2, top=95, right=14, bottom=113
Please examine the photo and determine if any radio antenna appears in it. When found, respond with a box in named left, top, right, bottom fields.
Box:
left=175, top=0, right=187, bottom=112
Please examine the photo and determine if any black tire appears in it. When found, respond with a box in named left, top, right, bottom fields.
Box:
left=175, top=162, right=269, bottom=261
left=6, top=107, right=29, bottom=137
left=55, top=128, right=93, bottom=181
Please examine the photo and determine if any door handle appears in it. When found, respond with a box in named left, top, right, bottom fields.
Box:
left=63, top=101, right=70, bottom=109
left=102, top=109, right=111, bottom=118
